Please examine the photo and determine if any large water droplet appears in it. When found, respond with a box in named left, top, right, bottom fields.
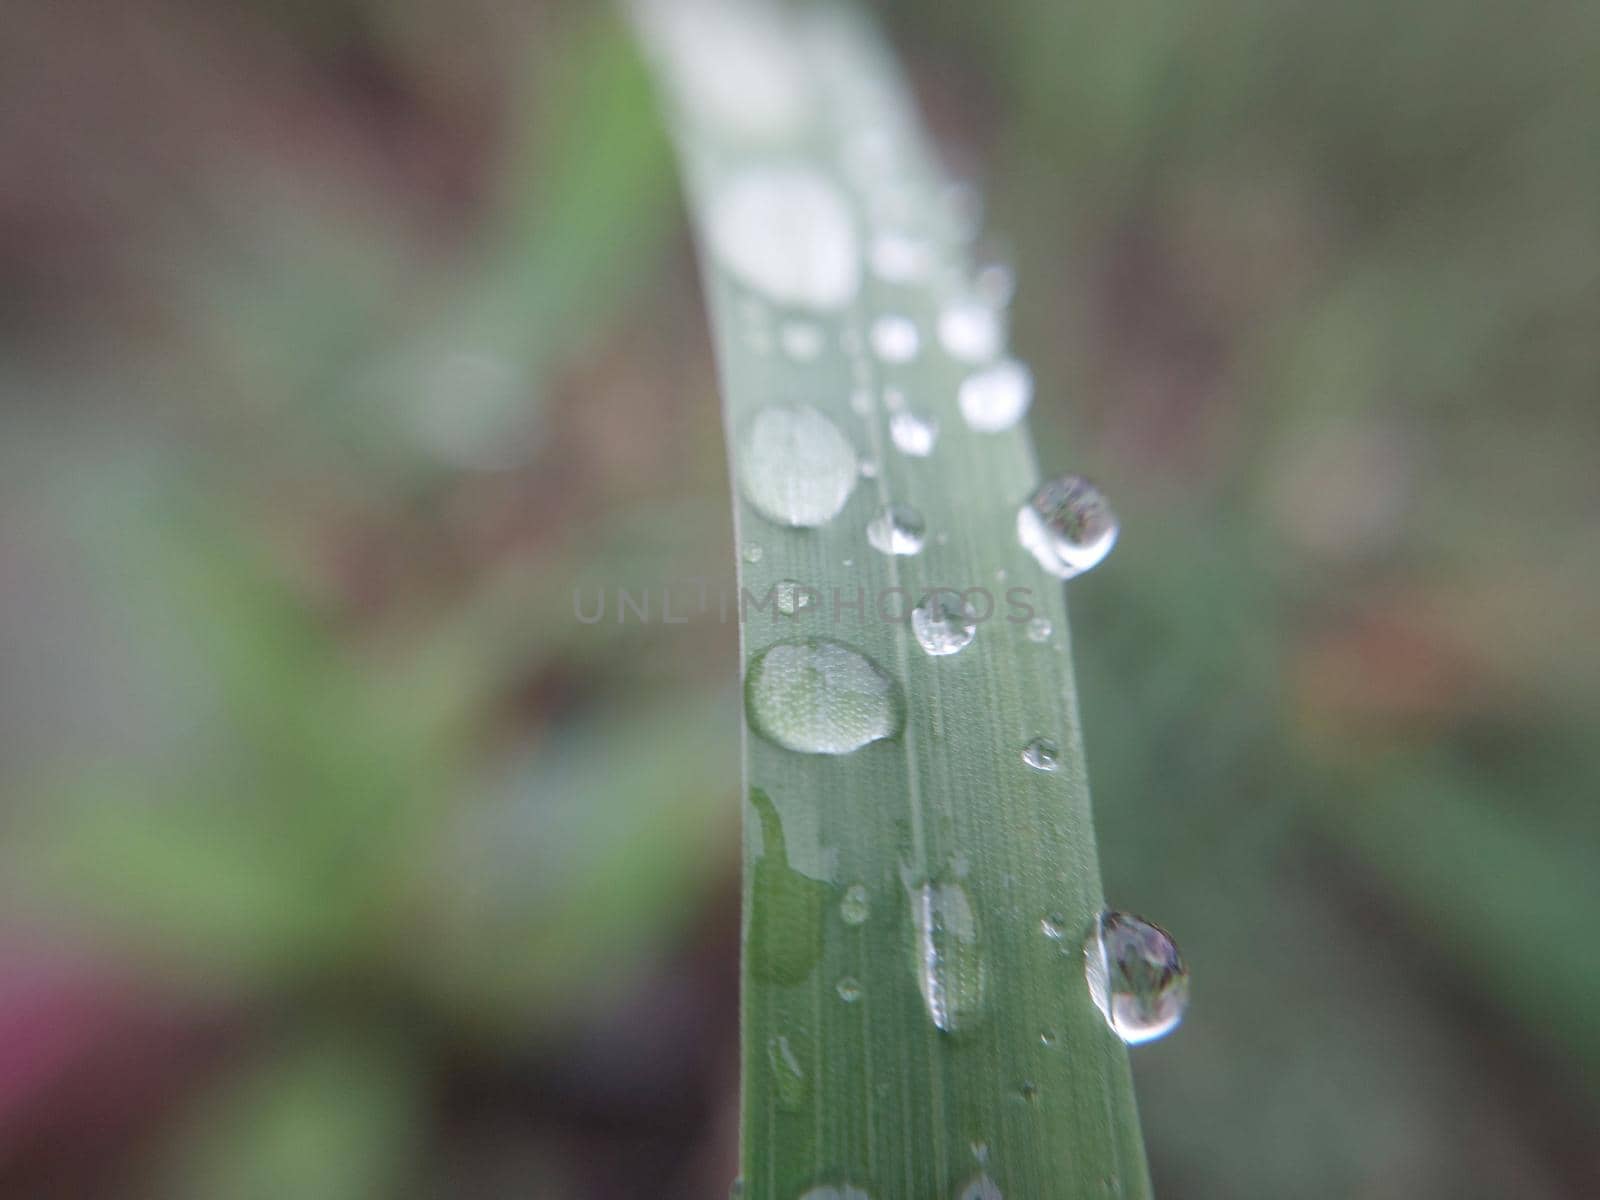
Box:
left=958, top=359, right=1033, bottom=432
left=768, top=1033, right=808, bottom=1109
left=911, top=593, right=979, bottom=657
left=909, top=877, right=987, bottom=1032
left=938, top=297, right=1002, bottom=363
left=1022, top=738, right=1060, bottom=772
left=738, top=406, right=858, bottom=528
left=1017, top=475, right=1118, bottom=579
left=840, top=883, right=871, bottom=925
left=641, top=1, right=810, bottom=140
left=871, top=314, right=921, bottom=363
left=709, top=166, right=860, bottom=310
left=889, top=409, right=939, bottom=457
left=746, top=639, right=903, bottom=754
left=1084, top=910, right=1189, bottom=1045
left=867, top=504, right=926, bottom=556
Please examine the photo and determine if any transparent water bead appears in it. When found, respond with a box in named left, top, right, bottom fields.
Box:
left=938, top=297, right=1003, bottom=363
left=774, top=579, right=816, bottom=616
left=957, top=1175, right=1004, bottom=1200
left=738, top=406, right=858, bottom=528
left=958, top=359, right=1033, bottom=432
left=908, top=878, right=987, bottom=1033
left=1025, top=616, right=1052, bottom=643
left=745, top=639, right=903, bottom=755
left=742, top=542, right=764, bottom=564
left=840, top=883, right=871, bottom=925
left=911, top=593, right=979, bottom=657
left=1084, top=910, right=1189, bottom=1045
left=889, top=409, right=939, bottom=457
left=1017, top=475, right=1119, bottom=579
left=1022, top=737, right=1060, bottom=772
left=780, top=320, right=825, bottom=360
left=867, top=503, right=927, bottom=556
left=869, top=231, right=936, bottom=283
left=709, top=166, right=860, bottom=310
left=767, top=1034, right=807, bottom=1109
left=836, top=976, right=862, bottom=1003
left=870, top=314, right=921, bottom=363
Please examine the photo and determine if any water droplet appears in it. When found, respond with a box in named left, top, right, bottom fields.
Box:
left=958, top=359, right=1033, bottom=432
left=738, top=406, right=858, bottom=528
left=743, top=542, right=765, bottom=564
left=781, top=320, right=825, bottom=360
left=1041, top=914, right=1067, bottom=941
left=709, top=166, right=860, bottom=310
left=1017, top=475, right=1118, bottom=579
left=870, top=314, right=921, bottom=363
left=889, top=409, right=940, bottom=457
left=970, top=1141, right=990, bottom=1165
left=867, top=503, right=926, bottom=556
left=775, top=579, right=816, bottom=616
left=642, top=2, right=810, bottom=140
left=746, top=639, right=903, bottom=755
left=938, top=297, right=1003, bottom=363
left=768, top=1034, right=808, bottom=1109
left=869, top=231, right=936, bottom=283
left=1025, top=616, right=1053, bottom=643
left=859, top=459, right=879, bottom=479
left=1040, top=1028, right=1058, bottom=1047
left=1019, top=1081, right=1039, bottom=1103
left=1085, top=910, right=1189, bottom=1045
left=1022, top=738, right=1060, bottom=772
left=958, top=1175, right=1004, bottom=1200
left=840, top=883, right=871, bottom=925
left=836, top=976, right=862, bottom=1003
left=882, top=386, right=907, bottom=412
left=911, top=593, right=979, bottom=657
left=908, top=877, right=987, bottom=1033
left=973, top=244, right=1017, bottom=307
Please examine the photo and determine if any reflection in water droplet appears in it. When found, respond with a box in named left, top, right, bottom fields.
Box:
left=909, top=878, right=987, bottom=1032
left=743, top=542, right=765, bottom=564
left=1022, top=738, right=1060, bottom=772
left=775, top=579, right=816, bottom=616
left=1026, top=616, right=1053, bottom=643
left=912, top=593, right=979, bottom=657
left=938, top=297, right=1002, bottom=363
left=836, top=976, right=862, bottom=1003
left=768, top=1034, right=807, bottom=1109
left=870, top=231, right=936, bottom=283
left=871, top=314, right=921, bottom=363
left=746, top=639, right=903, bottom=754
left=1085, top=910, right=1190, bottom=1045
left=739, top=406, right=858, bottom=528
left=781, top=320, right=825, bottom=360
left=889, top=409, right=940, bottom=458
left=709, top=166, right=860, bottom=310
left=1017, top=475, right=1118, bottom=579
left=958, top=359, right=1033, bottom=432
left=867, top=504, right=926, bottom=556
left=840, top=883, right=871, bottom=925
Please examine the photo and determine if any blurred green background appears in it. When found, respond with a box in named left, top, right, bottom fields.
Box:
left=1, top=1, right=1597, bottom=1196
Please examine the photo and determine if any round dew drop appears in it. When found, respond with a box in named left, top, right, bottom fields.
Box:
left=745, top=639, right=903, bottom=755
left=738, top=405, right=858, bottom=528
left=958, top=358, right=1033, bottom=432
left=867, top=503, right=927, bottom=556
left=708, top=166, right=860, bottom=310
left=836, top=976, right=863, bottom=1003
left=870, top=314, right=921, bottom=363
left=1022, top=737, right=1060, bottom=772
left=938, top=296, right=1003, bottom=363
left=1017, top=475, right=1118, bottom=579
left=889, top=409, right=940, bottom=457
left=911, top=593, right=979, bottom=657
left=1084, top=910, right=1190, bottom=1045
left=780, top=320, right=825, bottom=360
left=840, top=883, right=871, bottom=925
left=1025, top=616, right=1053, bottom=643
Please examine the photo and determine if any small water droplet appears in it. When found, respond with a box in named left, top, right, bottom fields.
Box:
left=970, top=1141, right=990, bottom=1165
left=840, top=883, right=871, bottom=925
left=768, top=1034, right=807, bottom=1109
left=1019, top=1081, right=1039, bottom=1103
left=1017, top=475, right=1118, bottom=579
left=1026, top=616, right=1053, bottom=643
left=938, top=297, right=1003, bottom=363
left=1040, top=1028, right=1058, bottom=1047
left=775, top=579, right=816, bottom=616
left=889, top=409, right=940, bottom=457
left=870, top=314, right=921, bottom=363
left=1041, top=914, right=1067, bottom=940
left=882, top=386, right=907, bottom=412
left=709, top=167, right=860, bottom=310
left=869, top=231, right=936, bottom=283
left=859, top=459, right=879, bottom=479
left=908, top=877, right=987, bottom=1033
left=780, top=320, right=825, bottom=360
left=836, top=976, right=863, bottom=1003
left=1085, top=910, right=1190, bottom=1045
left=867, top=503, right=926, bottom=556
left=746, top=639, right=903, bottom=755
left=973, top=245, right=1017, bottom=307
left=798, top=1187, right=873, bottom=1200
left=743, top=542, right=765, bottom=564
left=958, top=359, right=1033, bottom=432
left=1022, top=738, right=1060, bottom=773
left=738, top=405, right=858, bottom=528
left=958, top=1175, right=1004, bottom=1200
left=911, top=593, right=979, bottom=657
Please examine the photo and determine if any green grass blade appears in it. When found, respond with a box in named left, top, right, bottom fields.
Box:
left=630, top=3, right=1152, bottom=1196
